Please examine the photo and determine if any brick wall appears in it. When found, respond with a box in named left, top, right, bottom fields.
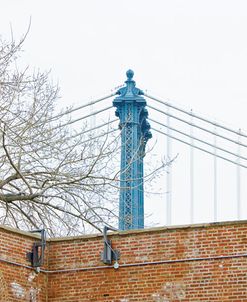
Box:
left=0, top=221, right=247, bottom=301
left=0, top=226, right=48, bottom=302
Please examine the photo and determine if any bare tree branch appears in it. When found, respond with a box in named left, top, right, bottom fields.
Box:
left=0, top=33, right=167, bottom=236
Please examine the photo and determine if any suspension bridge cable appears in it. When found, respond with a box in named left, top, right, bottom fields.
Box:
left=145, top=93, right=247, bottom=138
left=51, top=106, right=113, bottom=131
left=48, top=93, right=116, bottom=122
left=30, top=120, right=119, bottom=154
left=30, top=93, right=116, bottom=130
left=152, top=127, right=247, bottom=169
left=80, top=128, right=118, bottom=145
left=7, top=118, right=118, bottom=154
left=147, top=104, right=247, bottom=148
left=149, top=118, right=247, bottom=161
left=59, top=128, right=119, bottom=153
left=70, top=119, right=118, bottom=139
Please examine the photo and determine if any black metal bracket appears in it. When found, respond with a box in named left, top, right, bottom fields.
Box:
left=100, top=226, right=120, bottom=265
left=27, top=229, right=46, bottom=267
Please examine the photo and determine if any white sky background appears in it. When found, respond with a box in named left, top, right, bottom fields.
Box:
left=1, top=0, right=247, bottom=227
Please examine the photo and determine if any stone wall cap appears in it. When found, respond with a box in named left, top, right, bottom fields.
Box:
left=0, top=224, right=41, bottom=239
left=49, top=219, right=247, bottom=242
left=2, top=220, right=247, bottom=242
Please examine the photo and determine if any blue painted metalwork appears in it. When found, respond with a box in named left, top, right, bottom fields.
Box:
left=113, top=70, right=152, bottom=230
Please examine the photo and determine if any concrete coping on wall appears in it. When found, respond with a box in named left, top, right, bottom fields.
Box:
left=50, top=219, right=247, bottom=242
left=0, top=224, right=41, bottom=239
left=1, top=219, right=247, bottom=242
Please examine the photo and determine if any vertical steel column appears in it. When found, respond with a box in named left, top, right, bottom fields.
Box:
left=113, top=70, right=152, bottom=230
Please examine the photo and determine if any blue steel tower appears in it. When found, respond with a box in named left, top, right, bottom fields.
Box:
left=113, top=70, right=152, bottom=230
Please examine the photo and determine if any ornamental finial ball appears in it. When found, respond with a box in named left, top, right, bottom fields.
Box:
left=126, top=69, right=134, bottom=81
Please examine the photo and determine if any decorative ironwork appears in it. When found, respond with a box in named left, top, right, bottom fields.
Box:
left=113, top=70, right=152, bottom=230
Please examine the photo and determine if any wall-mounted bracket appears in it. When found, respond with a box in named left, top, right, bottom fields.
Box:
left=100, top=226, right=120, bottom=265
left=27, top=229, right=46, bottom=268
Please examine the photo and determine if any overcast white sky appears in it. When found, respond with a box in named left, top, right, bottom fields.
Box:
left=1, top=0, right=247, bottom=227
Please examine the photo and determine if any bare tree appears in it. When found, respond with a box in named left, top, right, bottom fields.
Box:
left=0, top=34, right=125, bottom=236
left=0, top=33, right=167, bottom=236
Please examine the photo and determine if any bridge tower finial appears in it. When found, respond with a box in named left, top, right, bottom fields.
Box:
left=113, top=70, right=152, bottom=230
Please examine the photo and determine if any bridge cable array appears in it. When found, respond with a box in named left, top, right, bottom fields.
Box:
left=50, top=91, right=119, bottom=150
left=51, top=105, right=113, bottom=131
left=46, top=92, right=116, bottom=123
left=145, top=92, right=245, bottom=223
left=145, top=93, right=247, bottom=138
left=145, top=93, right=247, bottom=170
left=152, top=127, right=247, bottom=169
left=147, top=104, right=247, bottom=148
left=148, top=116, right=247, bottom=163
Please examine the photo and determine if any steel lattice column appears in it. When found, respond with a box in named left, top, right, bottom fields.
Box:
left=113, top=70, right=152, bottom=230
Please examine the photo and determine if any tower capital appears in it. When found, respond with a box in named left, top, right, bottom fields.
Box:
left=115, top=69, right=144, bottom=101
